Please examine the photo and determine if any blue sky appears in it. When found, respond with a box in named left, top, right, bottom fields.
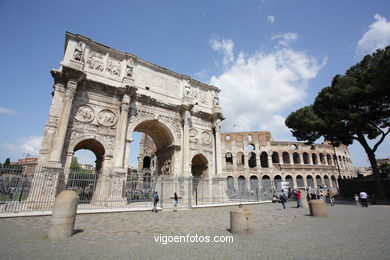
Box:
left=0, top=0, right=389, bottom=168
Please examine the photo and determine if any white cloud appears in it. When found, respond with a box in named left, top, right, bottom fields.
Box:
left=357, top=14, right=390, bottom=55
left=271, top=32, right=298, bottom=47
left=210, top=36, right=234, bottom=65
left=267, top=15, right=275, bottom=24
left=0, top=136, right=42, bottom=162
left=209, top=34, right=326, bottom=140
left=0, top=107, right=17, bottom=115
left=20, top=136, right=42, bottom=156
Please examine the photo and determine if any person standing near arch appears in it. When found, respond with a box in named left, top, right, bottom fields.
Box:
left=152, top=191, right=159, bottom=213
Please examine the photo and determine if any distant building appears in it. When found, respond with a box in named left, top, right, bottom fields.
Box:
left=11, top=158, right=38, bottom=175
left=354, top=167, right=372, bottom=177
left=79, top=163, right=95, bottom=171
left=377, top=158, right=390, bottom=167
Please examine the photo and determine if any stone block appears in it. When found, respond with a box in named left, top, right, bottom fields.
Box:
left=309, top=199, right=328, bottom=217
left=230, top=208, right=253, bottom=234
left=48, top=190, right=78, bottom=240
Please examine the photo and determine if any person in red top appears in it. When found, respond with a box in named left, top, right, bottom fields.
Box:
left=295, top=190, right=302, bottom=208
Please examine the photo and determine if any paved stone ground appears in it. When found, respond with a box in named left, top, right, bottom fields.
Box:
left=0, top=201, right=389, bottom=260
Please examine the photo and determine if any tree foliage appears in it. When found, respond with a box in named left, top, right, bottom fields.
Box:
left=286, top=46, right=390, bottom=198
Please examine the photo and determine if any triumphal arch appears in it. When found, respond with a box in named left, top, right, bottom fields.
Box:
left=32, top=32, right=224, bottom=206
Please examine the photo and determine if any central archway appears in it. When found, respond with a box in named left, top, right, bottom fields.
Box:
left=129, top=119, right=177, bottom=176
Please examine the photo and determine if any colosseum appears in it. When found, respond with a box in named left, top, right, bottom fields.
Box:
left=137, top=130, right=355, bottom=196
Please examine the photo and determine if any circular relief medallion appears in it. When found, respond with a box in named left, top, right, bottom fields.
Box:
left=201, top=131, right=212, bottom=145
left=97, top=109, right=117, bottom=126
left=73, top=105, right=94, bottom=123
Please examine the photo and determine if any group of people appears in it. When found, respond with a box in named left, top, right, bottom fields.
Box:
left=151, top=191, right=179, bottom=213
left=354, top=191, right=370, bottom=207
left=273, top=188, right=336, bottom=210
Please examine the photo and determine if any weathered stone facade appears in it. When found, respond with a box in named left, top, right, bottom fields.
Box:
left=221, top=131, right=354, bottom=191
left=33, top=32, right=223, bottom=205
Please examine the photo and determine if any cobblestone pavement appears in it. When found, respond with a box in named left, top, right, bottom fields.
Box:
left=1, top=201, right=389, bottom=260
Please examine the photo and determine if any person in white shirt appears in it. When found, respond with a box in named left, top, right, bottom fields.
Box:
left=359, top=191, right=369, bottom=207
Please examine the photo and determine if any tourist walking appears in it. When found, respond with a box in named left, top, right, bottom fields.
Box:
left=279, top=190, right=287, bottom=210
left=173, top=192, right=179, bottom=208
left=354, top=194, right=360, bottom=207
left=359, top=191, right=369, bottom=207
left=295, top=189, right=302, bottom=208
left=152, top=191, right=159, bottom=213
left=327, top=189, right=335, bottom=206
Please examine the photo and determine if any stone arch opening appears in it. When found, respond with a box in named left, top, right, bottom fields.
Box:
left=274, top=175, right=282, bottom=190
left=191, top=154, right=208, bottom=178
left=261, top=175, right=272, bottom=191
left=73, top=138, right=105, bottom=173
left=129, top=119, right=175, bottom=176
left=331, top=175, right=337, bottom=187
left=296, top=175, right=304, bottom=188
left=272, top=152, right=279, bottom=163
left=225, top=152, right=233, bottom=167
left=307, top=175, right=314, bottom=188
left=312, top=153, right=318, bottom=165
left=315, top=175, right=323, bottom=187
left=293, top=152, right=300, bottom=164
left=324, top=175, right=330, bottom=187
left=285, top=175, right=294, bottom=189
left=191, top=154, right=208, bottom=195
left=248, top=152, right=257, bottom=168
left=67, top=138, right=105, bottom=203
left=238, top=176, right=246, bottom=192
left=142, top=156, right=151, bottom=169
left=227, top=176, right=234, bottom=191
left=303, top=152, right=309, bottom=164
left=250, top=175, right=259, bottom=191
left=260, top=152, right=269, bottom=168
left=282, top=152, right=290, bottom=164
left=246, top=143, right=255, bottom=151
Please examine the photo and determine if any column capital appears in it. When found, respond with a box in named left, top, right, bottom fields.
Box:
left=54, top=83, right=65, bottom=93
left=121, top=94, right=130, bottom=111
left=212, top=118, right=222, bottom=131
left=183, top=110, right=192, bottom=126
left=65, top=80, right=77, bottom=98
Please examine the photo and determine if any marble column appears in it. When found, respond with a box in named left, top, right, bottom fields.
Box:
left=299, top=153, right=304, bottom=165
left=182, top=110, right=191, bottom=177
left=114, top=94, right=130, bottom=169
left=267, top=153, right=273, bottom=169
left=39, top=83, right=66, bottom=164
left=214, top=119, right=222, bottom=176
left=279, top=153, right=283, bottom=165
left=49, top=80, right=77, bottom=165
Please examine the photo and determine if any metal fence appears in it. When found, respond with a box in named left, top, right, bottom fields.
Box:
left=0, top=166, right=275, bottom=214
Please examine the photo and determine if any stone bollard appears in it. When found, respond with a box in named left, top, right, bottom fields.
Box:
left=48, top=190, right=78, bottom=240
left=309, top=199, right=328, bottom=217
left=300, top=190, right=309, bottom=208
left=230, top=208, right=253, bottom=234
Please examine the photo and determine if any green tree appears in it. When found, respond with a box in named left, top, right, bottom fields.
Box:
left=286, top=46, right=390, bottom=198
left=70, top=156, right=80, bottom=170
left=3, top=158, right=11, bottom=168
